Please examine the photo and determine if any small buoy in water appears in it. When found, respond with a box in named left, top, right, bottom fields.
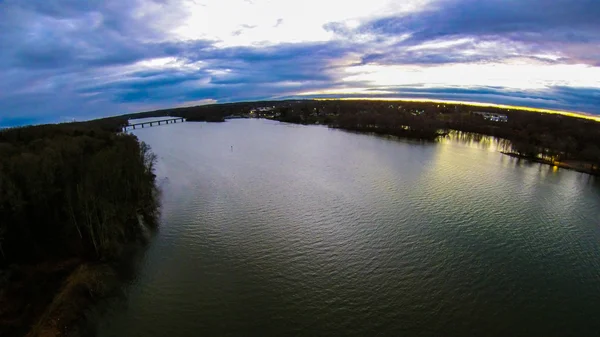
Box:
left=231, top=145, right=233, bottom=152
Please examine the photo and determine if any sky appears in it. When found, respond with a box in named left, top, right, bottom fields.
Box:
left=1, top=0, right=599, bottom=126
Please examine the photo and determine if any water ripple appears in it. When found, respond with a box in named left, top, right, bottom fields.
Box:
left=100, top=120, right=600, bottom=337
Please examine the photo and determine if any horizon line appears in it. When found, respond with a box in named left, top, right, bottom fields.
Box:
left=311, top=97, right=600, bottom=123
left=4, top=97, right=600, bottom=128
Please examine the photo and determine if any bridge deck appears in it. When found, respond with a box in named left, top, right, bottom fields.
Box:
left=123, top=117, right=186, bottom=131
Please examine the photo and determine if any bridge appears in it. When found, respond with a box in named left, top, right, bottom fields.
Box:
left=123, top=117, right=186, bottom=132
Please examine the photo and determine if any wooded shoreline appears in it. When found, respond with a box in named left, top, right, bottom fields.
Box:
left=501, top=151, right=599, bottom=176
left=0, top=118, right=159, bottom=337
left=118, top=99, right=600, bottom=175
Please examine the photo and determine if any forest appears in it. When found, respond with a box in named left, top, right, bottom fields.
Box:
left=0, top=117, right=159, bottom=336
left=118, top=101, right=283, bottom=122
left=0, top=117, right=157, bottom=265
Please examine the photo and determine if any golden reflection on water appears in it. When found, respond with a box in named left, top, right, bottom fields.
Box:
left=434, top=132, right=593, bottom=207
left=438, top=131, right=512, bottom=153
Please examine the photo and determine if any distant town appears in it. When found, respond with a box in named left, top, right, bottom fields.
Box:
left=473, top=111, right=508, bottom=122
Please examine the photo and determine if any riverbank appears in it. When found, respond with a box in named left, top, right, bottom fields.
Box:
left=1, top=258, right=137, bottom=337
left=0, top=215, right=154, bottom=337
left=329, top=125, right=445, bottom=141
left=268, top=116, right=445, bottom=141
left=1, top=260, right=78, bottom=337
left=0, top=214, right=153, bottom=337
left=501, top=151, right=599, bottom=176
left=0, top=120, right=159, bottom=337
left=35, top=264, right=119, bottom=337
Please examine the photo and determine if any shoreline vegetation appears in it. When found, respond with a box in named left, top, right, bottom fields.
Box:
left=500, top=151, right=598, bottom=175
left=124, top=99, right=600, bottom=175
left=1, top=99, right=599, bottom=336
left=0, top=117, right=158, bottom=337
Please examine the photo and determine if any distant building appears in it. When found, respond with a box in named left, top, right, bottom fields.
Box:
left=473, top=111, right=508, bottom=122
left=250, top=106, right=277, bottom=118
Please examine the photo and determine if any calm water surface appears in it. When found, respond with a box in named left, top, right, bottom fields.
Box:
left=99, top=119, right=600, bottom=337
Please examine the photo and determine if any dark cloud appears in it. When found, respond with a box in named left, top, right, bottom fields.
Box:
left=76, top=41, right=357, bottom=108
left=357, top=0, right=600, bottom=65
left=1, top=0, right=193, bottom=70
left=0, top=0, right=599, bottom=125
left=363, top=0, right=600, bottom=43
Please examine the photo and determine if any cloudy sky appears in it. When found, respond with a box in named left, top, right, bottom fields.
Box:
left=1, top=0, right=599, bottom=126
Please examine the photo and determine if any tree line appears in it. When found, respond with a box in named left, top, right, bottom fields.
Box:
left=0, top=118, right=158, bottom=265
left=269, top=100, right=600, bottom=171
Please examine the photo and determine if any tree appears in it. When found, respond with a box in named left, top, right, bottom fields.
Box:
left=582, top=145, right=600, bottom=171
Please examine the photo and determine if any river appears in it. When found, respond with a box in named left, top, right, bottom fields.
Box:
left=99, top=118, right=600, bottom=336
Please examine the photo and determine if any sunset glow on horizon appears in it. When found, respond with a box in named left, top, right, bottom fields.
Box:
left=313, top=97, right=600, bottom=122
left=1, top=0, right=599, bottom=126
